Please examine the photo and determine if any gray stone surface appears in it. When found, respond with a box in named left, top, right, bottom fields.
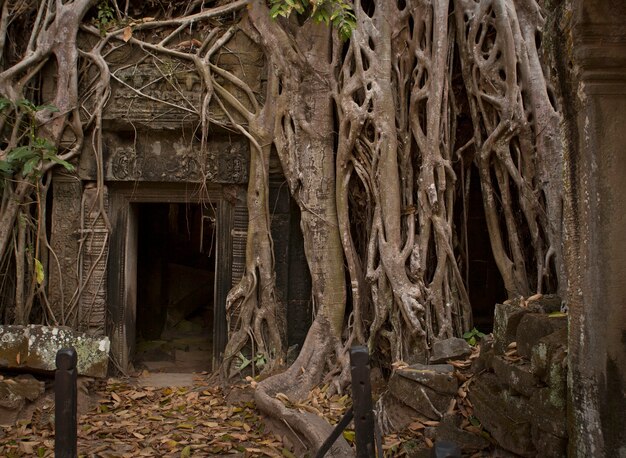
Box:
left=491, top=355, right=540, bottom=398
left=529, top=388, right=567, bottom=438
left=561, top=3, right=626, bottom=455
left=525, top=295, right=563, bottom=314
left=469, top=373, right=535, bottom=457
left=493, top=303, right=530, bottom=354
left=0, top=382, right=25, bottom=410
left=0, top=325, right=110, bottom=377
left=531, top=424, right=568, bottom=457
left=396, top=364, right=458, bottom=395
left=530, top=327, right=567, bottom=382
left=425, top=415, right=491, bottom=453
left=516, top=313, right=567, bottom=358
left=430, top=338, right=472, bottom=364
left=0, top=374, right=45, bottom=427
left=388, top=370, right=454, bottom=420
left=3, top=374, right=45, bottom=401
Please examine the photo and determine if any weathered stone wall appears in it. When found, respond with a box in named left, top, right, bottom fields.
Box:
left=553, top=0, right=626, bottom=455
left=471, top=297, right=567, bottom=457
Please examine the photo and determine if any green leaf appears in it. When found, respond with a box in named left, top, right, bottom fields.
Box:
left=22, top=156, right=40, bottom=176
left=181, top=445, right=191, bottom=457
left=7, top=146, right=35, bottom=162
left=548, top=311, right=567, bottom=318
left=45, top=154, right=75, bottom=172
left=35, top=104, right=59, bottom=112
left=0, top=97, right=11, bottom=112
left=269, top=3, right=283, bottom=18
left=469, top=416, right=481, bottom=427
left=468, top=336, right=476, bottom=346
left=462, top=331, right=473, bottom=339
left=35, top=258, right=44, bottom=285
left=0, top=160, right=13, bottom=173
left=237, top=353, right=251, bottom=370
left=17, top=99, right=37, bottom=113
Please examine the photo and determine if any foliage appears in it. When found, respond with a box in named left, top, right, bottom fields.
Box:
left=0, top=99, right=74, bottom=180
left=268, top=0, right=356, bottom=40
left=463, top=328, right=486, bottom=347
left=236, top=352, right=268, bottom=372
left=96, top=1, right=115, bottom=36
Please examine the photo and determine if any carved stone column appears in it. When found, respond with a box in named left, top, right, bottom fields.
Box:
left=48, top=175, right=82, bottom=325
left=78, top=184, right=109, bottom=336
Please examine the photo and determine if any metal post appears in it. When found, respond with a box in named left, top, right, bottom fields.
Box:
left=350, top=346, right=375, bottom=458
left=55, top=347, right=78, bottom=458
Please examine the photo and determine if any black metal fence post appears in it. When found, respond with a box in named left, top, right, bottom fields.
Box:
left=55, top=347, right=78, bottom=458
left=350, top=346, right=375, bottom=458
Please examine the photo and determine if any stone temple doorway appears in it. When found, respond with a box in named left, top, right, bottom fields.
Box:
left=133, top=202, right=216, bottom=373
left=106, top=183, right=234, bottom=374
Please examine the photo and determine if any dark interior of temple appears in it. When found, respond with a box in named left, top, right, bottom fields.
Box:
left=134, top=202, right=216, bottom=372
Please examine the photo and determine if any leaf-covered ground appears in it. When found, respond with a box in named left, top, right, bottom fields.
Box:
left=0, top=351, right=488, bottom=457
left=1, top=374, right=291, bottom=457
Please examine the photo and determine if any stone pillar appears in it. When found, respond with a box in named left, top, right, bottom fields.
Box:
left=48, top=175, right=82, bottom=326
left=78, top=184, right=109, bottom=336
left=564, top=1, right=626, bottom=455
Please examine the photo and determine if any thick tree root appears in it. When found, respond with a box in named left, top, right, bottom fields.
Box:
left=254, top=318, right=353, bottom=456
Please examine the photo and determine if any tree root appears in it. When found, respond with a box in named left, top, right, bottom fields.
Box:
left=254, top=318, right=353, bottom=457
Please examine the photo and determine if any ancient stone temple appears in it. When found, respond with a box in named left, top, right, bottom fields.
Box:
left=45, top=31, right=311, bottom=373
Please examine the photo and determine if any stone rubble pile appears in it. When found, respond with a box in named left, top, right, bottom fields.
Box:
left=470, top=295, right=568, bottom=457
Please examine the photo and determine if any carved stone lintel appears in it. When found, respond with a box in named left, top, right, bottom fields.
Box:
left=104, top=137, right=248, bottom=184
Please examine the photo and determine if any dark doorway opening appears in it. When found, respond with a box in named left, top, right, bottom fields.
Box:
left=134, top=202, right=216, bottom=372
left=466, top=165, right=506, bottom=332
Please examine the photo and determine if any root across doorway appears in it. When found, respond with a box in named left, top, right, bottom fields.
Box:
left=133, top=202, right=216, bottom=373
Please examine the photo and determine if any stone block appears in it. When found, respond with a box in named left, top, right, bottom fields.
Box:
left=430, top=338, right=472, bottom=364
left=529, top=388, right=567, bottom=438
left=0, top=374, right=45, bottom=427
left=491, top=355, right=541, bottom=398
left=530, top=328, right=568, bottom=384
left=516, top=313, right=567, bottom=358
left=3, top=374, right=45, bottom=401
left=525, top=294, right=563, bottom=313
left=388, top=371, right=454, bottom=420
left=0, top=325, right=110, bottom=378
left=396, top=364, right=458, bottom=395
left=493, top=303, right=530, bottom=354
left=471, top=337, right=495, bottom=373
left=430, top=415, right=491, bottom=453
left=469, top=373, right=535, bottom=457
left=0, top=382, right=25, bottom=410
left=531, top=424, right=568, bottom=457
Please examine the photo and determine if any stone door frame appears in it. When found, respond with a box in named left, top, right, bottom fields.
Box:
left=107, top=182, right=232, bottom=373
